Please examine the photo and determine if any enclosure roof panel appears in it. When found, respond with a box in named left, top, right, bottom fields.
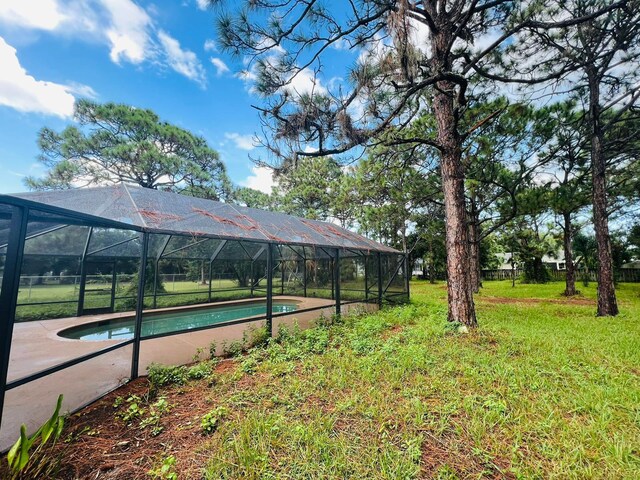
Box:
left=5, top=184, right=398, bottom=253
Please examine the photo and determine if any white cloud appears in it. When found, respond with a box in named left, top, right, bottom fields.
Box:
left=327, top=76, right=345, bottom=91
left=0, top=0, right=208, bottom=86
left=210, top=57, right=230, bottom=76
left=286, top=68, right=326, bottom=96
left=236, top=69, right=257, bottom=83
left=0, top=0, right=151, bottom=65
left=225, top=132, right=256, bottom=150
left=241, top=165, right=274, bottom=194
left=236, top=36, right=327, bottom=98
left=0, top=0, right=67, bottom=31
left=102, top=0, right=153, bottom=64
left=64, top=82, right=98, bottom=99
left=409, top=19, right=431, bottom=54
left=331, top=38, right=351, bottom=51
left=195, top=0, right=209, bottom=10
left=356, top=33, right=393, bottom=67
left=158, top=30, right=207, bottom=86
left=203, top=39, right=217, bottom=52
left=0, top=37, right=76, bottom=117
left=238, top=59, right=326, bottom=98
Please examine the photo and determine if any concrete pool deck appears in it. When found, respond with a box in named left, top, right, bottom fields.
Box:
left=1, top=296, right=377, bottom=451
left=8, top=295, right=343, bottom=383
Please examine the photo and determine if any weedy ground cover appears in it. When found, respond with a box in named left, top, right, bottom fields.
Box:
left=5, top=280, right=638, bottom=479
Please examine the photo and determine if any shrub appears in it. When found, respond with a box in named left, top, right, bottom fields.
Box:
left=221, top=340, right=244, bottom=358
left=187, top=362, right=213, bottom=380
left=247, top=325, right=270, bottom=348
left=147, top=364, right=188, bottom=390
left=521, top=258, right=550, bottom=284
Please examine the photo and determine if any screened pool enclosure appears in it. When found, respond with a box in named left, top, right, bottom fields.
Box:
left=0, top=184, right=407, bottom=449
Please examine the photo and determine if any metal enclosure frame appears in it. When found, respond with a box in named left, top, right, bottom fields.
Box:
left=0, top=187, right=408, bottom=437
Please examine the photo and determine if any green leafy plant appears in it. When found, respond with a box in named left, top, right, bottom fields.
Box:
left=148, top=455, right=178, bottom=480
left=201, top=406, right=228, bottom=435
left=192, top=347, right=205, bottom=363
left=187, top=361, right=213, bottom=380
left=209, top=340, right=217, bottom=359
left=240, top=357, right=258, bottom=374
left=116, top=395, right=146, bottom=424
left=247, top=325, right=270, bottom=348
left=147, top=364, right=188, bottom=390
left=221, top=339, right=245, bottom=358
left=7, top=394, right=65, bottom=479
left=139, top=397, right=171, bottom=436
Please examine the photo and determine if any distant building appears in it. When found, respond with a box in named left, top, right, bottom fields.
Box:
left=412, top=258, right=426, bottom=278
left=494, top=251, right=566, bottom=271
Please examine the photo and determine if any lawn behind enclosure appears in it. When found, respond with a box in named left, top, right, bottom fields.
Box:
left=18, top=281, right=639, bottom=479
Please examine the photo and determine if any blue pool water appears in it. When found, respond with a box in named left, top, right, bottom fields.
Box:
left=60, top=302, right=298, bottom=341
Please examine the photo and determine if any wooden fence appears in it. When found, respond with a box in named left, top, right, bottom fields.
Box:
left=480, top=268, right=640, bottom=283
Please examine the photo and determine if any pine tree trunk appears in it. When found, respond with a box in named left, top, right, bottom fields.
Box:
left=468, top=226, right=480, bottom=294
left=428, top=240, right=436, bottom=284
left=563, top=212, right=577, bottom=296
left=587, top=70, right=618, bottom=316
left=468, top=199, right=482, bottom=293
left=434, top=85, right=477, bottom=327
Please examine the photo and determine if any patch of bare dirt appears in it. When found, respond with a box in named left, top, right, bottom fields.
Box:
left=479, top=296, right=594, bottom=306
left=381, top=324, right=405, bottom=340
left=11, top=359, right=242, bottom=480
left=420, top=431, right=514, bottom=479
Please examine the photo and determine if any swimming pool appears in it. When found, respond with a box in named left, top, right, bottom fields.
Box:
left=58, top=301, right=299, bottom=341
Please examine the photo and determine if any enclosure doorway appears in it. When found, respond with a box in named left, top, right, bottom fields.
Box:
left=79, top=260, right=117, bottom=315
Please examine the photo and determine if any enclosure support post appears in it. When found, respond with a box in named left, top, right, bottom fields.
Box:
left=110, top=261, right=117, bottom=311
left=153, top=258, right=160, bottom=309
left=281, top=250, right=285, bottom=296
left=0, top=205, right=28, bottom=432
left=208, top=260, right=213, bottom=303
left=250, top=260, right=254, bottom=298
left=131, top=232, right=149, bottom=380
left=302, top=259, right=307, bottom=297
left=331, top=257, right=335, bottom=300
left=303, top=251, right=307, bottom=298
left=335, top=249, right=341, bottom=317
left=382, top=256, right=406, bottom=296
left=266, top=243, right=274, bottom=337
left=377, top=252, right=383, bottom=309
left=208, top=240, right=226, bottom=303
left=404, top=254, right=410, bottom=301
left=76, top=227, right=93, bottom=316
left=364, top=254, right=369, bottom=302
left=153, top=235, right=171, bottom=309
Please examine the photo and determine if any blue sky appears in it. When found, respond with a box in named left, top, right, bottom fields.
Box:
left=0, top=0, right=357, bottom=195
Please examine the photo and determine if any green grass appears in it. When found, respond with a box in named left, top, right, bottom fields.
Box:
left=147, top=280, right=640, bottom=479
left=14, top=279, right=374, bottom=321
left=16, top=279, right=232, bottom=304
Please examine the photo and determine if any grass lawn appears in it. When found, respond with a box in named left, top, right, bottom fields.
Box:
left=15, top=280, right=255, bottom=321
left=14, top=279, right=368, bottom=321
left=16, top=280, right=640, bottom=479
left=16, top=279, right=227, bottom=304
